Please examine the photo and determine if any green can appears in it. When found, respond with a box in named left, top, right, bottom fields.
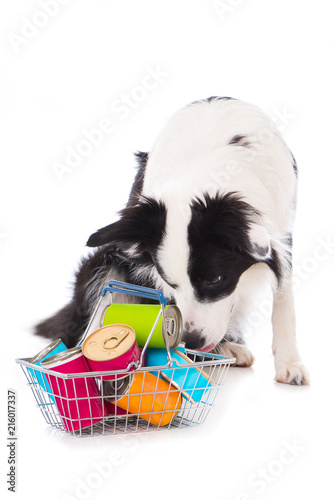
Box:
left=103, top=304, right=183, bottom=349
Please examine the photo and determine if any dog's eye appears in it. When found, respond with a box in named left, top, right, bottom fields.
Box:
left=205, top=276, right=222, bottom=286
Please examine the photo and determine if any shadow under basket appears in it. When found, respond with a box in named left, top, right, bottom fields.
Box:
left=16, top=349, right=234, bottom=437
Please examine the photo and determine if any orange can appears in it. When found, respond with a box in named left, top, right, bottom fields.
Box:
left=116, top=372, right=182, bottom=427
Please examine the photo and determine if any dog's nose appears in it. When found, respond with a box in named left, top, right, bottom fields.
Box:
left=182, top=324, right=205, bottom=350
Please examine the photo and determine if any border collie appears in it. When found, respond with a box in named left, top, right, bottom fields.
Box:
left=35, top=96, right=309, bottom=385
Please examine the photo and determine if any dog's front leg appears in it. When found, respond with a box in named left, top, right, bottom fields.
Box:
left=272, top=279, right=309, bottom=385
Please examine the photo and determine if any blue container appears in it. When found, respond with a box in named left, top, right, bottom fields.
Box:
left=28, top=339, right=67, bottom=402
left=146, top=346, right=214, bottom=403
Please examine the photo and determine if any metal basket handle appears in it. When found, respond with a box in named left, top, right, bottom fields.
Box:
left=103, top=280, right=168, bottom=306
left=77, top=280, right=172, bottom=367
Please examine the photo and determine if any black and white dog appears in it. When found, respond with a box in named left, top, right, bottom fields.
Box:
left=35, top=97, right=309, bottom=385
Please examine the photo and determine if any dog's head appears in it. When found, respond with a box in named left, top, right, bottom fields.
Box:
left=87, top=192, right=273, bottom=352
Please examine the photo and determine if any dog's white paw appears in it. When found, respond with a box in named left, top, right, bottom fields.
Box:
left=217, top=341, right=254, bottom=367
left=275, top=361, right=310, bottom=386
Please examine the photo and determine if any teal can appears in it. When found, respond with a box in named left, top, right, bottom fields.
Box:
left=28, top=339, right=67, bottom=402
left=146, top=345, right=214, bottom=403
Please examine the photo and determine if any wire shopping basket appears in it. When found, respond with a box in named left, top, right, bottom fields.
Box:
left=16, top=281, right=235, bottom=437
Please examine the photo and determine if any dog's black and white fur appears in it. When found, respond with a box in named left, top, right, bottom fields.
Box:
left=35, top=97, right=309, bottom=385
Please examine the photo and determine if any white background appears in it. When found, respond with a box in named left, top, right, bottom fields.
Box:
left=1, top=1, right=333, bottom=499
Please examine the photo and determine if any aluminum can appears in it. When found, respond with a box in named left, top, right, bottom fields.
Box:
left=28, top=338, right=67, bottom=402
left=146, top=347, right=214, bottom=403
left=103, top=304, right=183, bottom=349
left=115, top=371, right=182, bottom=427
left=82, top=324, right=141, bottom=380
left=42, top=346, right=107, bottom=432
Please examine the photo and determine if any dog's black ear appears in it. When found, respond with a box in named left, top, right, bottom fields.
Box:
left=189, top=193, right=272, bottom=262
left=86, top=197, right=167, bottom=251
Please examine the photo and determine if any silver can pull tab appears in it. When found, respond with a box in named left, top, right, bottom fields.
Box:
left=103, top=329, right=129, bottom=349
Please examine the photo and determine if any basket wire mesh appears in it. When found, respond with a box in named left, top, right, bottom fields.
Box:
left=16, top=349, right=233, bottom=437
